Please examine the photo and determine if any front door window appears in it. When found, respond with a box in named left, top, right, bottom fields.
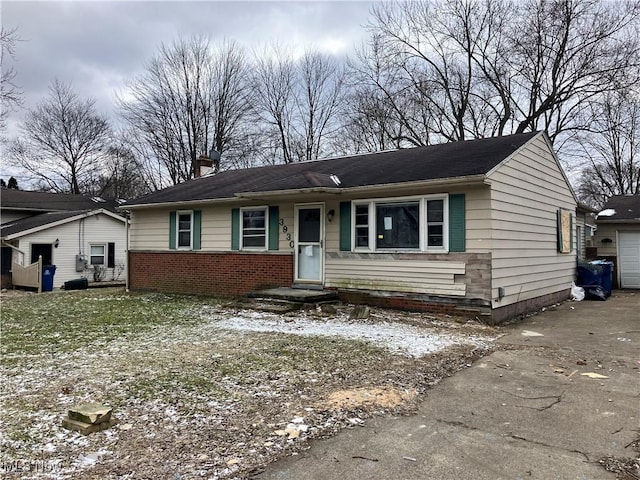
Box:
left=296, top=206, right=323, bottom=283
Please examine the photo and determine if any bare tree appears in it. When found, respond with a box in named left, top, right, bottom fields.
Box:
left=294, top=52, right=345, bottom=161
left=509, top=0, right=640, bottom=143
left=575, top=90, right=640, bottom=207
left=83, top=136, right=153, bottom=200
left=352, top=0, right=640, bottom=148
left=118, top=36, right=251, bottom=185
left=208, top=40, right=253, bottom=170
left=8, top=79, right=111, bottom=194
left=252, top=46, right=346, bottom=163
left=252, top=45, right=298, bottom=164
left=1, top=27, right=23, bottom=133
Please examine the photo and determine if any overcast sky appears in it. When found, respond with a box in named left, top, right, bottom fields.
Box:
left=1, top=0, right=375, bottom=183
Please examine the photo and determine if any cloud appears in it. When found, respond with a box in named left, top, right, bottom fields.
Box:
left=2, top=1, right=373, bottom=144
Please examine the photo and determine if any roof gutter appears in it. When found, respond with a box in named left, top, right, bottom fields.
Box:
left=596, top=218, right=640, bottom=224
left=120, top=197, right=243, bottom=211
left=344, top=175, right=487, bottom=195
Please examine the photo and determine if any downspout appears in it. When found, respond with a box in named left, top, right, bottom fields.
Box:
left=124, top=210, right=130, bottom=292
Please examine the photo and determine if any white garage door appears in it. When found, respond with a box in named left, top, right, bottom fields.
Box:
left=619, top=231, right=640, bottom=288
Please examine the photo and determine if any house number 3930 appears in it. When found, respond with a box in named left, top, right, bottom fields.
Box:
left=279, top=218, right=294, bottom=249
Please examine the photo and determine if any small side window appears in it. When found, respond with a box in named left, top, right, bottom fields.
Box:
left=355, top=204, right=370, bottom=248
left=177, top=211, right=193, bottom=248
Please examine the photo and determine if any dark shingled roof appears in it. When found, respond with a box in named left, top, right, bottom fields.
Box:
left=1, top=210, right=91, bottom=237
left=124, top=132, right=540, bottom=207
left=1, top=189, right=120, bottom=213
left=598, top=195, right=640, bottom=222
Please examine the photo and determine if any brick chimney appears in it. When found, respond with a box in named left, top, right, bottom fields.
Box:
left=194, top=155, right=213, bottom=177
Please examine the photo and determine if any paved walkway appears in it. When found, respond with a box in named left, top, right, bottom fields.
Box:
left=257, top=291, right=639, bottom=480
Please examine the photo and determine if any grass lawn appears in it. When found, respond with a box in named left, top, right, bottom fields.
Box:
left=1, top=288, right=496, bottom=479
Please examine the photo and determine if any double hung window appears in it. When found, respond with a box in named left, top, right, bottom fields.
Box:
left=90, top=244, right=106, bottom=265
left=177, top=211, right=193, bottom=249
left=241, top=207, right=267, bottom=249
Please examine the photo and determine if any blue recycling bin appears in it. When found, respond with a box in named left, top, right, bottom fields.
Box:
left=591, top=260, right=613, bottom=297
left=42, top=265, right=57, bottom=292
left=577, top=260, right=613, bottom=297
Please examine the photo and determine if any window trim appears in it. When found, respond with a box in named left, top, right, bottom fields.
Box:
left=351, top=195, right=449, bottom=252
left=176, top=210, right=194, bottom=250
left=240, top=206, right=269, bottom=251
left=90, top=243, right=107, bottom=265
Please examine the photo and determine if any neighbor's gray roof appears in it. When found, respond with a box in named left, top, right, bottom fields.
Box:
left=1, top=210, right=91, bottom=237
left=597, top=195, right=640, bottom=222
left=124, top=132, right=540, bottom=207
left=0, top=189, right=119, bottom=213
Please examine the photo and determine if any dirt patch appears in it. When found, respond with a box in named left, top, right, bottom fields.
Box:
left=321, top=387, right=417, bottom=410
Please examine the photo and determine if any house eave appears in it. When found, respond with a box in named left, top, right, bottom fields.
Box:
left=345, top=175, right=487, bottom=195
left=122, top=175, right=487, bottom=209
left=120, top=197, right=243, bottom=210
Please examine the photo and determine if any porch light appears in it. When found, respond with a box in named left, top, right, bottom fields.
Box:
left=54, top=239, right=60, bottom=248
left=327, top=209, right=335, bottom=222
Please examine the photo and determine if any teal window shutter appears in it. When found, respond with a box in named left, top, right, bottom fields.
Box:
left=169, top=211, right=177, bottom=250
left=231, top=208, right=240, bottom=251
left=448, top=194, right=466, bottom=252
left=268, top=206, right=279, bottom=250
left=193, top=210, right=202, bottom=250
left=339, top=201, right=352, bottom=251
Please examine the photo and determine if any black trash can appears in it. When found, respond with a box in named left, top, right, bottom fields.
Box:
left=63, top=278, right=89, bottom=291
left=42, top=265, right=57, bottom=292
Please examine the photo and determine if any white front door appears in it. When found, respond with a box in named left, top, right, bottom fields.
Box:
left=295, top=204, right=324, bottom=284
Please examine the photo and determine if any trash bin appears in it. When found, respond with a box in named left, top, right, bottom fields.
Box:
left=577, top=260, right=614, bottom=298
left=42, top=265, right=57, bottom=292
left=63, top=278, right=89, bottom=290
left=590, top=260, right=613, bottom=297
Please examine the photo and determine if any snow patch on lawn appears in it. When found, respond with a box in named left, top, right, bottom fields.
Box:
left=210, top=309, right=495, bottom=357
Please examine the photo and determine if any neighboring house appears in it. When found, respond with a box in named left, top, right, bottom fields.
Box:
left=1, top=190, right=127, bottom=289
left=576, top=203, right=598, bottom=261
left=122, top=131, right=578, bottom=324
left=594, top=195, right=640, bottom=289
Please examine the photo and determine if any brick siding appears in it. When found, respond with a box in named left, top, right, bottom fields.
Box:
left=128, top=251, right=293, bottom=296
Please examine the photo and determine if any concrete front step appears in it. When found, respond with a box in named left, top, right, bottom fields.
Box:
left=247, top=287, right=338, bottom=304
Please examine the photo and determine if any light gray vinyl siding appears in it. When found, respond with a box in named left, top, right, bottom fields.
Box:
left=593, top=223, right=618, bottom=257
left=487, top=134, right=577, bottom=307
left=464, top=186, right=493, bottom=253
left=129, top=204, right=296, bottom=252
left=325, top=253, right=466, bottom=296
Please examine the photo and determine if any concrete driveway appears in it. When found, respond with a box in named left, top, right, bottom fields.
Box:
left=257, top=291, right=639, bottom=480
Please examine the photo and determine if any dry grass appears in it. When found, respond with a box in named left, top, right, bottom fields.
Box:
left=1, top=288, right=497, bottom=479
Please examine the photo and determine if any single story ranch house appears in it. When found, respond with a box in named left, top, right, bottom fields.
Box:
left=122, top=131, right=578, bottom=323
